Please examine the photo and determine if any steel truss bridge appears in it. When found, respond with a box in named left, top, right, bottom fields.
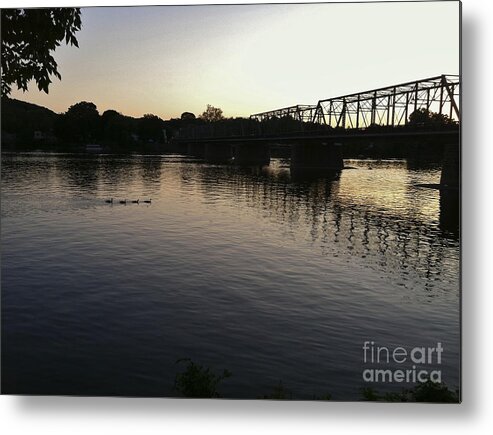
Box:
left=249, top=75, right=460, bottom=131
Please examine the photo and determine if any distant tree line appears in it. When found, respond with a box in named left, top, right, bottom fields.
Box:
left=1, top=97, right=170, bottom=152
left=1, top=98, right=236, bottom=152
left=54, top=102, right=168, bottom=151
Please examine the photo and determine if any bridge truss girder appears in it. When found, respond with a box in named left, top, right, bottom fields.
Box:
left=250, top=104, right=318, bottom=124
left=249, top=75, right=460, bottom=130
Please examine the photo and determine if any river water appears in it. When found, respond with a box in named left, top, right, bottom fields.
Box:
left=1, top=153, right=460, bottom=399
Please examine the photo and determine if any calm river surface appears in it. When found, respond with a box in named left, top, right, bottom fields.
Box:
left=1, top=153, right=460, bottom=399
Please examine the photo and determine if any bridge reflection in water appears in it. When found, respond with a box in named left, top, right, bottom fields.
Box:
left=177, top=158, right=459, bottom=298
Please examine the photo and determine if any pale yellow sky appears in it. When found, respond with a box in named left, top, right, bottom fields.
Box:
left=11, top=2, right=460, bottom=119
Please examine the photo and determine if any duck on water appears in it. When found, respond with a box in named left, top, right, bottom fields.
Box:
left=104, top=198, right=150, bottom=204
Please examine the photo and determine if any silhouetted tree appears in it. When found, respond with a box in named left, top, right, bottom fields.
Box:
left=101, top=109, right=136, bottom=147
left=138, top=114, right=165, bottom=143
left=200, top=104, right=224, bottom=122
left=409, top=108, right=431, bottom=125
left=101, top=109, right=121, bottom=123
left=409, top=108, right=456, bottom=127
left=180, top=112, right=196, bottom=121
left=66, top=101, right=99, bottom=120
left=1, top=8, right=82, bottom=95
left=62, top=101, right=100, bottom=143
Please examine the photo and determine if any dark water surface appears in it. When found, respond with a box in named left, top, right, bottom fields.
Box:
left=1, top=153, right=460, bottom=399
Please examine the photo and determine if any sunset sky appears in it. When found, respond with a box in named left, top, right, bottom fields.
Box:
left=11, top=1, right=460, bottom=119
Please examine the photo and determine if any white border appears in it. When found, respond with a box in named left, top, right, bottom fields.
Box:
left=1, top=0, right=492, bottom=433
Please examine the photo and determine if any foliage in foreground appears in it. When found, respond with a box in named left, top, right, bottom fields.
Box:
left=173, top=359, right=458, bottom=402
left=260, top=381, right=293, bottom=400
left=361, top=381, right=460, bottom=403
left=1, top=8, right=82, bottom=95
left=174, top=358, right=232, bottom=398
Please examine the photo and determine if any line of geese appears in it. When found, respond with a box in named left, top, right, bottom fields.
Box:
left=105, top=198, right=151, bottom=204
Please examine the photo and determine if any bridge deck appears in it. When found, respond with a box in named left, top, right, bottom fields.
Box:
left=176, top=127, right=459, bottom=144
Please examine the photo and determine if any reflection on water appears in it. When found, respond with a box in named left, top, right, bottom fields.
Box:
left=1, top=153, right=459, bottom=399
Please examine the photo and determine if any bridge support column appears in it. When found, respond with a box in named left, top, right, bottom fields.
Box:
left=438, top=142, right=460, bottom=234
left=290, top=142, right=343, bottom=175
left=439, top=188, right=459, bottom=234
left=440, top=143, right=460, bottom=189
left=187, top=142, right=205, bottom=158
left=233, top=143, right=270, bottom=166
left=205, top=143, right=232, bottom=163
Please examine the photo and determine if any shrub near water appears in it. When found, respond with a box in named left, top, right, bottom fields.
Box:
left=173, top=359, right=458, bottom=402
left=174, top=358, right=232, bottom=398
left=361, top=381, right=460, bottom=403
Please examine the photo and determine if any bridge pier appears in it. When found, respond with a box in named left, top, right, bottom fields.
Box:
left=439, top=189, right=459, bottom=234
left=440, top=143, right=460, bottom=189
left=205, top=143, right=232, bottom=163
left=187, top=142, right=205, bottom=158
left=232, top=143, right=270, bottom=166
left=290, top=142, right=343, bottom=175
